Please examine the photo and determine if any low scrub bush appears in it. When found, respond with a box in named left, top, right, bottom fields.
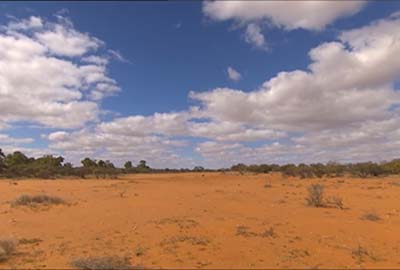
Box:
left=361, top=212, right=381, bottom=221
left=306, top=184, right=325, bottom=207
left=70, top=256, right=134, bottom=270
left=0, top=238, right=16, bottom=262
left=11, top=194, right=65, bottom=207
left=326, top=196, right=345, bottom=209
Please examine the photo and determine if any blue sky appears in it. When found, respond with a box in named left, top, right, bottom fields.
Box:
left=1, top=1, right=400, bottom=168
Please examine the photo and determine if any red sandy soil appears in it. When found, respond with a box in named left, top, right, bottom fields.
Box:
left=1, top=172, right=400, bottom=269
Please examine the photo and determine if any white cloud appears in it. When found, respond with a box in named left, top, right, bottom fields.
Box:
left=227, top=66, right=242, bottom=82
left=82, top=55, right=109, bottom=66
left=244, top=23, right=266, bottom=49
left=47, top=131, right=69, bottom=141
left=5, top=12, right=400, bottom=168
left=0, top=15, right=119, bottom=129
left=0, top=134, right=34, bottom=145
left=108, top=49, right=129, bottom=63
left=203, top=1, right=366, bottom=30
left=0, top=145, right=54, bottom=159
left=191, top=14, right=400, bottom=132
left=203, top=1, right=366, bottom=49
left=33, top=19, right=101, bottom=57
left=6, top=16, right=43, bottom=31
left=47, top=127, right=190, bottom=168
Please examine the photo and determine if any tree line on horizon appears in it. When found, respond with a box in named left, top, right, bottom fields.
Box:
left=1, top=148, right=400, bottom=179
left=230, top=160, right=400, bottom=178
left=0, top=149, right=209, bottom=179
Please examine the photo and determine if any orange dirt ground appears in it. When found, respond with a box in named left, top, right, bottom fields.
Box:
left=1, top=172, right=400, bottom=269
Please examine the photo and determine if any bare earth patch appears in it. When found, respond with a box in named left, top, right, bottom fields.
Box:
left=1, top=172, right=400, bottom=268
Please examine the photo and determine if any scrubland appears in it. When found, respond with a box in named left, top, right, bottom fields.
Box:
left=1, top=172, right=400, bottom=269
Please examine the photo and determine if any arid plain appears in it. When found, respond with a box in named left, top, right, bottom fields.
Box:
left=1, top=172, right=400, bottom=269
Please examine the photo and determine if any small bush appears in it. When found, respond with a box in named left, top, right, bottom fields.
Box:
left=352, top=245, right=372, bottom=263
left=18, top=238, right=42, bottom=245
left=361, top=212, right=381, bottom=221
left=326, top=196, right=345, bottom=209
left=70, top=256, right=134, bottom=270
left=11, top=194, right=65, bottom=207
left=306, top=184, right=325, bottom=207
left=0, top=238, right=16, bottom=262
left=264, top=182, right=272, bottom=188
left=134, top=246, right=146, bottom=257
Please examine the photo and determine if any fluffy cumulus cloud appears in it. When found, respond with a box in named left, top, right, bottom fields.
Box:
left=203, top=1, right=366, bottom=49
left=203, top=1, right=366, bottom=30
left=189, top=13, right=400, bottom=166
left=3, top=12, right=400, bottom=168
left=0, top=15, right=119, bottom=129
left=46, top=125, right=192, bottom=168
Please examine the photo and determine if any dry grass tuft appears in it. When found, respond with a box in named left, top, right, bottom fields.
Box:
left=236, top=226, right=276, bottom=238
left=0, top=238, right=17, bottom=262
left=134, top=246, right=146, bottom=257
left=351, top=245, right=378, bottom=263
left=361, top=212, right=381, bottom=222
left=306, top=184, right=325, bottom=207
left=326, top=196, right=345, bottom=209
left=70, top=256, right=135, bottom=270
left=264, top=182, right=272, bottom=188
left=11, top=194, right=65, bottom=207
left=18, top=238, right=42, bottom=245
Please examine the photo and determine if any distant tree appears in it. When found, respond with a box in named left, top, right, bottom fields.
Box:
left=5, top=151, right=30, bottom=167
left=81, top=158, right=97, bottom=168
left=231, top=163, right=247, bottom=172
left=124, top=161, right=133, bottom=170
left=35, top=155, right=64, bottom=167
left=193, top=166, right=205, bottom=172
left=105, top=160, right=115, bottom=168
left=138, top=160, right=148, bottom=168
left=0, top=148, right=5, bottom=173
left=97, top=160, right=107, bottom=168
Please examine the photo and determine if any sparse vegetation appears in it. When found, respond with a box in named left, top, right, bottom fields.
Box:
left=160, top=235, right=210, bottom=247
left=134, top=246, right=146, bottom=257
left=18, top=238, right=42, bottom=245
left=236, top=226, right=276, bottom=238
left=70, top=256, right=134, bottom=270
left=326, top=196, right=345, bottom=209
left=231, top=159, right=400, bottom=178
left=0, top=238, right=16, bottom=262
left=11, top=194, right=65, bottom=207
left=306, top=184, right=325, bottom=207
left=361, top=212, right=381, bottom=221
left=264, top=181, right=272, bottom=188
left=2, top=147, right=400, bottom=179
left=260, top=227, right=276, bottom=238
left=351, top=245, right=378, bottom=263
